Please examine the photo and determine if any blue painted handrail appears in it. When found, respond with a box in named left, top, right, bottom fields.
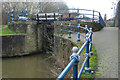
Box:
left=8, top=9, right=28, bottom=23
left=57, top=8, right=106, bottom=27
left=99, top=12, right=106, bottom=27
left=56, top=23, right=93, bottom=79
left=56, top=8, right=95, bottom=80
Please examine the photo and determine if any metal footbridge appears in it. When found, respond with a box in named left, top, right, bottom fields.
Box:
left=8, top=8, right=106, bottom=27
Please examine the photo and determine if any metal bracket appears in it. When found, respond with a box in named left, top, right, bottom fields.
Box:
left=89, top=51, right=93, bottom=56
left=70, top=46, right=80, bottom=61
left=70, top=53, right=80, bottom=62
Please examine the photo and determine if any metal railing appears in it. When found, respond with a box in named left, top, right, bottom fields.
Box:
left=8, top=8, right=106, bottom=27
left=56, top=23, right=93, bottom=80
left=34, top=13, right=61, bottom=24
left=56, top=8, right=95, bottom=80
left=8, top=9, right=28, bottom=23
left=57, top=8, right=106, bottom=27
left=99, top=13, right=106, bottom=27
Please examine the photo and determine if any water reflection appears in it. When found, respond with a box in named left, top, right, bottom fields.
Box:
left=2, top=53, right=54, bottom=78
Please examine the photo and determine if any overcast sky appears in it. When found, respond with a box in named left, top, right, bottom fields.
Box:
left=63, top=0, right=118, bottom=20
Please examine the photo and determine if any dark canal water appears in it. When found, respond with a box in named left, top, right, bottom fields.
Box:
left=2, top=53, right=55, bottom=78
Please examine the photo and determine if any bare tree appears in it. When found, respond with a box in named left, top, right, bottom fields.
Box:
left=2, top=1, right=68, bottom=25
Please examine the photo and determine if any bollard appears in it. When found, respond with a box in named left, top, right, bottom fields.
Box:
left=85, top=34, right=91, bottom=72
left=77, top=24, right=80, bottom=42
left=70, top=47, right=80, bottom=80
left=68, top=23, right=71, bottom=38
left=60, top=23, right=63, bottom=37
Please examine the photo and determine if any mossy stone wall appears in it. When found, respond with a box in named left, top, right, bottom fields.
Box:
left=2, top=22, right=54, bottom=57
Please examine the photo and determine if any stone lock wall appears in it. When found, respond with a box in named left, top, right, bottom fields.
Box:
left=2, top=22, right=54, bottom=57
left=2, top=35, right=25, bottom=57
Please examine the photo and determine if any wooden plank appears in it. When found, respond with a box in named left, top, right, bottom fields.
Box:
left=34, top=13, right=62, bottom=16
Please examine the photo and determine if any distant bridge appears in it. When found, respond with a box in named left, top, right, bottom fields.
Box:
left=8, top=8, right=106, bottom=27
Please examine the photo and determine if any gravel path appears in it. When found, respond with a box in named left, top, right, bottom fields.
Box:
left=93, top=27, right=118, bottom=78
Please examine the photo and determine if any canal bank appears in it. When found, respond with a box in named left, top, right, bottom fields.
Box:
left=2, top=35, right=75, bottom=78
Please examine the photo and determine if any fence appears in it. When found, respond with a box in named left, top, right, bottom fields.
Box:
left=57, top=8, right=106, bottom=27
left=56, top=8, right=94, bottom=80
left=8, top=9, right=28, bottom=23
left=56, top=23, right=93, bottom=80
left=8, top=8, right=106, bottom=27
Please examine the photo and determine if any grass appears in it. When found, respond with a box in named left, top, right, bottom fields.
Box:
left=0, top=25, right=8, bottom=28
left=0, top=25, right=25, bottom=35
left=76, top=42, right=98, bottom=78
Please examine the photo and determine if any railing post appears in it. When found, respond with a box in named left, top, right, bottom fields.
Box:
left=77, top=24, right=80, bottom=42
left=69, top=13, right=71, bottom=21
left=73, top=61, right=78, bottom=80
left=89, top=28, right=93, bottom=56
left=17, top=15, right=19, bottom=23
left=61, top=15, right=63, bottom=21
left=92, top=10, right=94, bottom=23
left=57, top=8, right=59, bottom=21
left=60, top=23, right=63, bottom=36
left=26, top=8, right=28, bottom=22
left=45, top=13, right=47, bottom=21
left=54, top=13, right=55, bottom=20
left=11, top=9, right=14, bottom=23
left=71, top=47, right=79, bottom=80
left=99, top=12, right=101, bottom=23
left=85, top=34, right=91, bottom=72
left=68, top=23, right=71, bottom=38
left=37, top=14, right=39, bottom=24
left=85, top=25, right=88, bottom=35
left=77, top=9, right=79, bottom=22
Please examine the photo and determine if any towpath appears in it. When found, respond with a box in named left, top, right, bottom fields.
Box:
left=93, top=27, right=118, bottom=78
left=62, top=27, right=118, bottom=78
